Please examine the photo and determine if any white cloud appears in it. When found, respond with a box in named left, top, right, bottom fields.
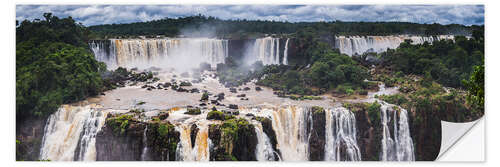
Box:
left=15, top=5, right=484, bottom=26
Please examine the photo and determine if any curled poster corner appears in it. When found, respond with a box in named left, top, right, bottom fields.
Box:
left=437, top=118, right=484, bottom=161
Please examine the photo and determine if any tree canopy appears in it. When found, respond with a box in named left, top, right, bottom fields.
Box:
left=16, top=13, right=105, bottom=119
left=379, top=32, right=484, bottom=88
left=88, top=15, right=477, bottom=39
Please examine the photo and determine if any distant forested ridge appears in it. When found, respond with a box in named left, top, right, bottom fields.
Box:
left=88, top=15, right=480, bottom=39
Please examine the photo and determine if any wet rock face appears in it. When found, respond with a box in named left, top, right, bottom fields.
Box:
left=227, top=39, right=248, bottom=61
left=410, top=103, right=441, bottom=161
left=345, top=101, right=441, bottom=161
left=190, top=124, right=199, bottom=148
left=350, top=103, right=381, bottom=161
left=96, top=114, right=180, bottom=161
left=208, top=125, right=225, bottom=160
left=145, top=121, right=180, bottom=161
left=232, top=123, right=258, bottom=161
left=208, top=119, right=258, bottom=161
left=308, top=107, right=326, bottom=161
left=16, top=116, right=47, bottom=161
left=256, top=117, right=280, bottom=160
left=96, top=117, right=145, bottom=161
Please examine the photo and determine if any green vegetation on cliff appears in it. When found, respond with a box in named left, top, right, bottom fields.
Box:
left=378, top=75, right=482, bottom=122
left=209, top=118, right=257, bottom=161
left=207, top=110, right=234, bottom=121
left=106, top=114, right=134, bottom=135
left=101, top=112, right=180, bottom=161
left=379, top=34, right=483, bottom=88
left=462, top=64, right=484, bottom=111
left=255, top=43, right=369, bottom=97
left=16, top=13, right=105, bottom=120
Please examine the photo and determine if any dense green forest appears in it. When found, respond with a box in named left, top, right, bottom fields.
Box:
left=16, top=13, right=106, bottom=120
left=378, top=35, right=484, bottom=88
left=89, top=15, right=477, bottom=38
left=255, top=50, right=371, bottom=97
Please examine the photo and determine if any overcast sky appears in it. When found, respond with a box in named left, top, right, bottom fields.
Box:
left=16, top=5, right=484, bottom=26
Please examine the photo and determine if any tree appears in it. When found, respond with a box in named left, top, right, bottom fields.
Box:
left=16, top=13, right=104, bottom=119
left=462, top=64, right=484, bottom=110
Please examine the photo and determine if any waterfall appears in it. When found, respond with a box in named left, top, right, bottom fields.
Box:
left=379, top=101, right=415, bottom=161
left=175, top=125, right=191, bottom=161
left=254, top=122, right=276, bottom=161
left=324, top=107, right=362, bottom=161
left=275, top=38, right=280, bottom=64
left=89, top=38, right=228, bottom=70
left=89, top=40, right=117, bottom=68
left=141, top=125, right=149, bottom=161
left=251, top=37, right=282, bottom=65
left=175, top=124, right=211, bottom=161
left=283, top=38, right=289, bottom=65
left=39, top=104, right=108, bottom=161
left=267, top=106, right=311, bottom=161
left=335, top=35, right=455, bottom=56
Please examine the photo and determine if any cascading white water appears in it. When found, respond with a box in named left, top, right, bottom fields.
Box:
left=324, top=107, right=362, bottom=161
left=175, top=124, right=211, bottom=161
left=39, top=104, right=108, bottom=161
left=254, top=122, right=276, bottom=161
left=379, top=100, right=415, bottom=161
left=283, top=38, right=289, bottom=65
left=141, top=125, right=149, bottom=161
left=89, top=40, right=117, bottom=68
left=175, top=125, right=192, bottom=161
left=267, top=106, right=311, bottom=161
left=89, top=38, right=228, bottom=70
left=335, top=35, right=455, bottom=56
left=250, top=37, right=282, bottom=65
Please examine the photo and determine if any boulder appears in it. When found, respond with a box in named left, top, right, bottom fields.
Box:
left=229, top=87, right=237, bottom=93
left=228, top=104, right=238, bottom=109
left=163, top=82, right=171, bottom=87
left=216, top=93, right=225, bottom=101
left=190, top=88, right=200, bottom=93
left=179, top=81, right=192, bottom=87
left=200, top=92, right=209, bottom=101
left=158, top=113, right=169, bottom=120
left=184, top=108, right=201, bottom=115
left=176, top=87, right=189, bottom=92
